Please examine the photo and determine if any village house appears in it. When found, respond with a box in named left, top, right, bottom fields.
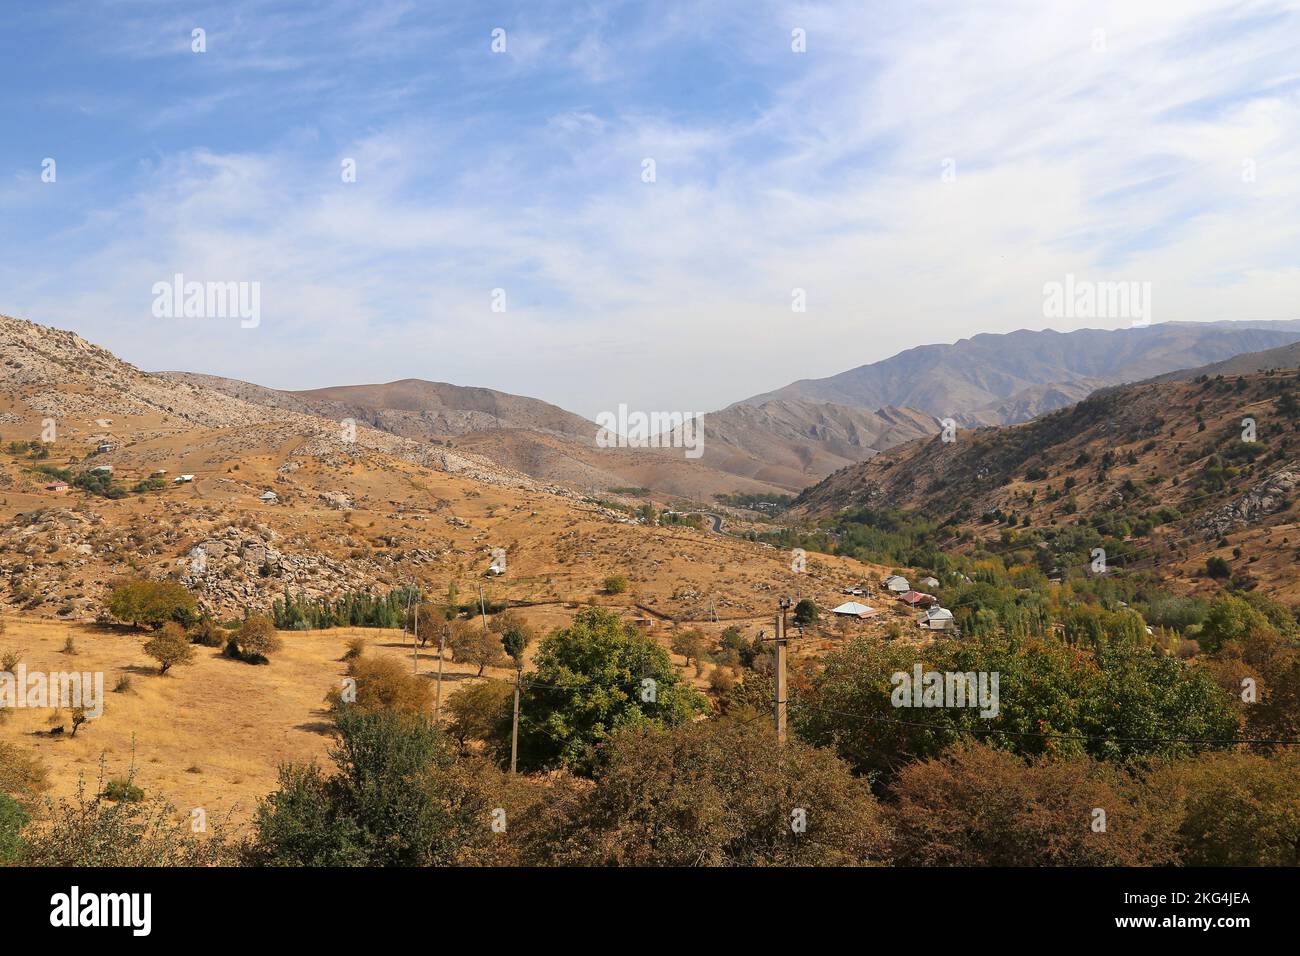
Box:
left=882, top=574, right=910, bottom=593
left=831, top=601, right=878, bottom=619
left=44, top=481, right=69, bottom=492
left=919, top=606, right=955, bottom=631
left=919, top=576, right=940, bottom=590
left=259, top=490, right=279, bottom=503
left=898, top=590, right=938, bottom=607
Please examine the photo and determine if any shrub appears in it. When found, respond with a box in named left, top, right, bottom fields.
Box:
left=189, top=617, right=226, bottom=647
left=328, top=655, right=432, bottom=718
left=603, top=574, right=629, bottom=595
left=19, top=765, right=228, bottom=866
left=248, top=709, right=500, bottom=867
left=143, top=622, right=195, bottom=674
left=236, top=615, right=283, bottom=663
left=102, top=778, right=145, bottom=802
left=520, top=721, right=890, bottom=866
left=447, top=680, right=513, bottom=751
left=0, top=793, right=28, bottom=862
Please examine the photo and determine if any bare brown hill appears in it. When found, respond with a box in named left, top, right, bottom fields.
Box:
left=744, top=321, right=1300, bottom=426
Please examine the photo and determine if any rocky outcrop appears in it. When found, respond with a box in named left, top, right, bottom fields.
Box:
left=1196, top=462, right=1299, bottom=537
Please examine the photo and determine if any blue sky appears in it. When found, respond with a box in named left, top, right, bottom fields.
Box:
left=3, top=0, right=1300, bottom=419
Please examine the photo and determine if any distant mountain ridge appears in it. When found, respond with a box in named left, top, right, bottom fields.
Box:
left=742, top=320, right=1300, bottom=426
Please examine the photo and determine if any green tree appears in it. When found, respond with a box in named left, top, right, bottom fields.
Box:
left=502, top=608, right=707, bottom=773
left=107, top=579, right=196, bottom=630
left=1198, top=594, right=1272, bottom=653
left=793, top=599, right=819, bottom=628
left=249, top=710, right=499, bottom=867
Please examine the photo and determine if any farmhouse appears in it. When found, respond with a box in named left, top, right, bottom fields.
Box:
left=90, top=464, right=113, bottom=474
left=919, top=576, right=940, bottom=589
left=919, top=606, right=955, bottom=631
left=898, top=590, right=938, bottom=607
left=259, top=490, right=279, bottom=503
left=831, top=601, right=878, bottom=619
left=44, top=481, right=69, bottom=492
left=173, top=474, right=194, bottom=483
left=882, top=574, right=910, bottom=593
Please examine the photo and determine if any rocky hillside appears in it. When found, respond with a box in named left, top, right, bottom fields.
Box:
left=743, top=321, right=1300, bottom=426
left=791, top=363, right=1300, bottom=601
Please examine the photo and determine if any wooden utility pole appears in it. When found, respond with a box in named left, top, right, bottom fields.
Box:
left=510, top=661, right=521, bottom=774
left=775, top=597, right=791, bottom=745
left=412, top=595, right=419, bottom=674
left=434, top=626, right=446, bottom=719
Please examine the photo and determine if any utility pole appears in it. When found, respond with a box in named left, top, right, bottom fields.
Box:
left=510, top=659, right=521, bottom=774
left=478, top=585, right=490, bottom=631
left=434, top=625, right=446, bottom=720
left=774, top=597, right=791, bottom=745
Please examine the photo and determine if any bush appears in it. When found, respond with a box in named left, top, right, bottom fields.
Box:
left=329, top=655, right=433, bottom=718
left=0, top=793, right=28, bottom=862
left=886, top=742, right=1178, bottom=866
left=189, top=617, right=226, bottom=647
left=520, top=721, right=890, bottom=866
left=102, top=778, right=145, bottom=803
left=235, top=615, right=283, bottom=663
left=19, top=765, right=228, bottom=866
left=248, top=709, right=500, bottom=867
left=447, top=680, right=513, bottom=750
left=143, top=622, right=194, bottom=675
left=603, top=575, right=629, bottom=595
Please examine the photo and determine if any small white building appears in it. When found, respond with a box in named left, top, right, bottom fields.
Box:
left=919, top=606, right=955, bottom=631
left=919, top=576, right=940, bottom=589
left=882, top=574, right=910, bottom=593
left=173, top=474, right=194, bottom=484
left=831, top=601, right=877, bottom=619
left=259, top=490, right=279, bottom=503
left=90, top=464, right=113, bottom=474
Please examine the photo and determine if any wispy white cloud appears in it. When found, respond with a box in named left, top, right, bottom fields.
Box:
left=4, top=0, right=1300, bottom=418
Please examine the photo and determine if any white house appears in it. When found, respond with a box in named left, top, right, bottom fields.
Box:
left=174, top=474, right=194, bottom=483
left=919, top=576, right=940, bottom=589
left=90, top=464, right=113, bottom=474
left=882, top=574, right=910, bottom=593
left=831, top=601, right=877, bottom=619
left=259, top=490, right=278, bottom=503
left=919, top=606, right=955, bottom=631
